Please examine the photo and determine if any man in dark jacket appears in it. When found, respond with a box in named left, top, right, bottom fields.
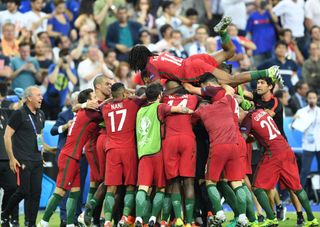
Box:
left=106, top=6, right=142, bottom=61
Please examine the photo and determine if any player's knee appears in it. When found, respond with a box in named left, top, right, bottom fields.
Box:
left=55, top=187, right=66, bottom=197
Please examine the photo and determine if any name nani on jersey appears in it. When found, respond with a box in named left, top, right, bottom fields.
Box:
left=111, top=103, right=124, bottom=110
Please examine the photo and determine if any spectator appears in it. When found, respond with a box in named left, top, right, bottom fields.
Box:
left=302, top=42, right=320, bottom=93
left=23, top=0, right=51, bottom=36
left=205, top=36, right=217, bottom=54
left=155, top=24, right=173, bottom=52
left=0, top=0, right=24, bottom=37
left=258, top=41, right=298, bottom=94
left=104, top=49, right=119, bottom=74
left=203, top=0, right=224, bottom=36
left=94, top=0, right=125, bottom=43
left=77, top=46, right=113, bottom=91
left=216, top=24, right=244, bottom=72
left=178, top=8, right=199, bottom=52
left=42, top=49, right=77, bottom=120
left=2, top=86, right=47, bottom=227
left=221, top=0, right=247, bottom=36
left=138, top=29, right=157, bottom=52
left=169, top=30, right=188, bottom=59
left=155, top=1, right=189, bottom=31
left=294, top=90, right=320, bottom=188
left=188, top=25, right=208, bottom=56
left=37, top=31, right=54, bottom=61
left=131, top=0, right=157, bottom=37
left=272, top=0, right=305, bottom=51
left=10, top=42, right=41, bottom=90
left=304, top=0, right=320, bottom=31
left=288, top=80, right=309, bottom=115
left=274, top=89, right=292, bottom=116
left=17, top=28, right=32, bottom=45
left=74, top=0, right=96, bottom=32
left=173, top=0, right=205, bottom=21
left=115, top=61, right=134, bottom=88
left=246, top=0, right=278, bottom=67
left=34, top=40, right=53, bottom=83
left=1, top=23, right=19, bottom=57
left=52, top=35, right=71, bottom=63
left=106, top=6, right=142, bottom=61
left=47, top=0, right=72, bottom=40
left=310, top=26, right=320, bottom=49
left=0, top=48, right=12, bottom=81
left=280, top=29, right=304, bottom=65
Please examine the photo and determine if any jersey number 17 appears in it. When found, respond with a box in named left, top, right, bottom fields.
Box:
left=108, top=109, right=127, bottom=132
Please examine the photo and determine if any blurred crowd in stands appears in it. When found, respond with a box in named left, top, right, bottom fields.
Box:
left=0, top=0, right=319, bottom=119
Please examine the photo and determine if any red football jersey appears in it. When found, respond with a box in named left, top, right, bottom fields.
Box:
left=201, top=86, right=240, bottom=128
left=146, top=53, right=184, bottom=81
left=162, top=94, right=198, bottom=137
left=193, top=94, right=238, bottom=145
left=60, top=109, right=102, bottom=160
left=102, top=99, right=141, bottom=150
left=240, top=109, right=291, bottom=154
left=146, top=53, right=218, bottom=82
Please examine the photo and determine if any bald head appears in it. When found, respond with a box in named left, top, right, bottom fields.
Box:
left=165, top=80, right=180, bottom=90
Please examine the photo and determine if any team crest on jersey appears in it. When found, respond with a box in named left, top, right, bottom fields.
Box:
left=138, top=116, right=151, bottom=148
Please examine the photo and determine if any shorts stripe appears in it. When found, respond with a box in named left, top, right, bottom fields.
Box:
left=59, top=156, right=71, bottom=188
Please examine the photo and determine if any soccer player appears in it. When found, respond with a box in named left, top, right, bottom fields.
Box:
left=79, top=75, right=114, bottom=226
left=248, top=78, right=304, bottom=225
left=100, top=83, right=144, bottom=227
left=240, top=109, right=319, bottom=227
left=129, top=18, right=282, bottom=86
left=192, top=80, right=249, bottom=227
left=161, top=80, right=199, bottom=227
left=135, top=83, right=194, bottom=227
left=37, top=89, right=102, bottom=227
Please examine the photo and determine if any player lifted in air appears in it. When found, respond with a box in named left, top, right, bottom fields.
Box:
left=128, top=17, right=283, bottom=87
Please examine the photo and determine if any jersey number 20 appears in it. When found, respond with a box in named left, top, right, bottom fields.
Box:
left=260, top=116, right=281, bottom=140
left=108, top=109, right=127, bottom=132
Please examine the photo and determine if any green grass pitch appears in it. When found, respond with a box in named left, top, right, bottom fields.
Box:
left=20, top=211, right=320, bottom=227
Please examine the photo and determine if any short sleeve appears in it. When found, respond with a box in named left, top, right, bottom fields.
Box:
left=157, top=103, right=172, bottom=121
left=272, top=1, right=286, bottom=16
left=8, top=109, right=22, bottom=131
left=10, top=58, right=17, bottom=71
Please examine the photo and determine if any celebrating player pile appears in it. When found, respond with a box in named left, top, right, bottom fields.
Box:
left=35, top=16, right=319, bottom=227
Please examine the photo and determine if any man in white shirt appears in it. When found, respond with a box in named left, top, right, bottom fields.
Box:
left=156, top=1, right=182, bottom=31
left=188, top=25, right=208, bottom=56
left=0, top=0, right=25, bottom=37
left=23, top=0, right=50, bottom=36
left=221, top=0, right=247, bottom=35
left=272, top=0, right=305, bottom=51
left=305, top=0, right=320, bottom=31
left=77, top=46, right=114, bottom=91
left=294, top=90, right=320, bottom=187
